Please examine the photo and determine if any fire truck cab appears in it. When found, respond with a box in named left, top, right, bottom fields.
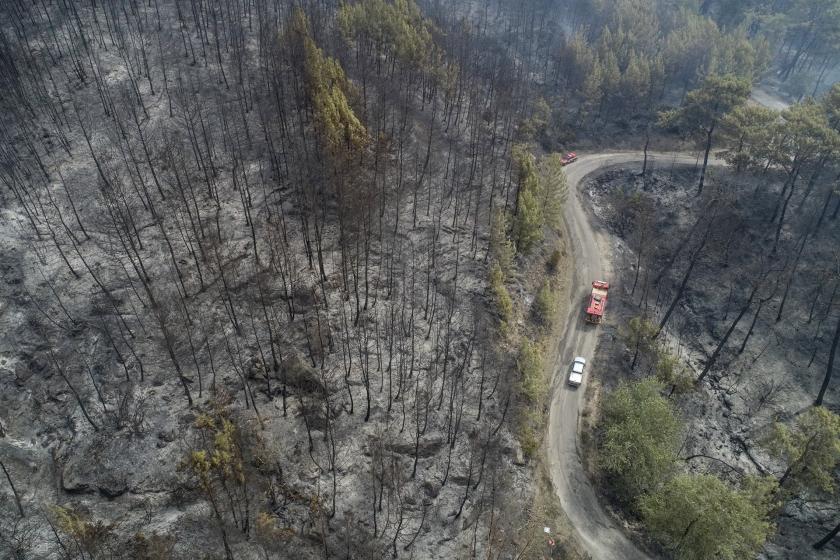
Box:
left=585, top=281, right=609, bottom=324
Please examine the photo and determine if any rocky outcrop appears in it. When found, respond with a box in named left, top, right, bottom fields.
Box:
left=60, top=433, right=180, bottom=498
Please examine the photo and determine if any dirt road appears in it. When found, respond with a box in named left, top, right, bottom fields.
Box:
left=542, top=77, right=792, bottom=559
left=545, top=152, right=707, bottom=560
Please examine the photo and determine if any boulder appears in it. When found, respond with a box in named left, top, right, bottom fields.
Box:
left=282, top=355, right=325, bottom=394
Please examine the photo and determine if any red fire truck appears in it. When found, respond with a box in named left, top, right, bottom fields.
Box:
left=585, top=281, right=609, bottom=324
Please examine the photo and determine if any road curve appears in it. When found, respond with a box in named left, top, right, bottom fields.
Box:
left=545, top=152, right=706, bottom=560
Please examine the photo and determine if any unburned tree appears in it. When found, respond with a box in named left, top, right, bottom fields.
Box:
left=659, top=74, right=751, bottom=194
left=764, top=406, right=840, bottom=498
left=640, top=474, right=776, bottom=560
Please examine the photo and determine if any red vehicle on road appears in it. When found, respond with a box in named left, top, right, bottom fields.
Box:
left=560, top=152, right=578, bottom=165
left=585, top=281, right=609, bottom=324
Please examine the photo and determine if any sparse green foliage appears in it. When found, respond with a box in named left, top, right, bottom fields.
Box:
left=254, top=511, right=294, bottom=557
left=538, top=154, right=568, bottom=231
left=776, top=100, right=839, bottom=173
left=489, top=208, right=514, bottom=275
left=568, top=1, right=765, bottom=120
left=764, top=0, right=840, bottom=81
left=185, top=412, right=246, bottom=487
left=823, top=82, right=840, bottom=130
left=654, top=350, right=694, bottom=395
left=659, top=74, right=752, bottom=135
left=639, top=474, right=776, bottom=560
left=710, top=27, right=770, bottom=79
left=599, top=51, right=621, bottom=107
left=180, top=405, right=250, bottom=559
left=515, top=186, right=544, bottom=254
left=50, top=508, right=176, bottom=560
left=620, top=52, right=652, bottom=112
left=663, top=13, right=766, bottom=91
left=581, top=58, right=604, bottom=116
left=535, top=281, right=558, bottom=329
left=517, top=338, right=548, bottom=459
left=519, top=339, right=546, bottom=404
left=51, top=506, right=117, bottom=559
left=765, top=406, right=840, bottom=496
left=129, top=532, right=175, bottom=560
left=518, top=97, right=551, bottom=141
left=519, top=408, right=543, bottom=458
left=619, top=316, right=659, bottom=369
left=600, top=378, right=681, bottom=502
left=337, top=0, right=435, bottom=71
left=489, top=262, right=513, bottom=329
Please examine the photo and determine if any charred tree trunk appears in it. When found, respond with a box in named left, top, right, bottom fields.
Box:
left=697, top=121, right=716, bottom=195
left=813, top=518, right=840, bottom=550
left=815, top=312, right=840, bottom=406
left=0, top=460, right=24, bottom=518
left=697, top=284, right=760, bottom=384
left=656, top=230, right=709, bottom=337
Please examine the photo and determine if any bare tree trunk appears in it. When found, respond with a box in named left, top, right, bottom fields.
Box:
left=697, top=284, right=759, bottom=384
left=813, top=518, right=840, bottom=550
left=697, top=122, right=715, bottom=195
left=656, top=232, right=708, bottom=336
left=0, top=460, right=24, bottom=518
left=49, top=348, right=99, bottom=431
left=815, top=312, right=840, bottom=406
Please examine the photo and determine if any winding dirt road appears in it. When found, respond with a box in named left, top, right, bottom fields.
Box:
left=544, top=87, right=791, bottom=560
left=545, top=152, right=707, bottom=560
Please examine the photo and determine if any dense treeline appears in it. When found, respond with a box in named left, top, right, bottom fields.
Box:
left=476, top=0, right=840, bottom=138
left=702, top=0, right=840, bottom=93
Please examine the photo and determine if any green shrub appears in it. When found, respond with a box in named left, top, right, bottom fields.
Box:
left=599, top=378, right=681, bottom=503
left=619, top=316, right=659, bottom=369
left=639, top=474, right=776, bottom=560
left=519, top=339, right=546, bottom=403
left=489, top=262, right=514, bottom=327
left=538, top=154, right=568, bottom=230
left=519, top=410, right=543, bottom=458
left=512, top=146, right=569, bottom=253
left=535, top=281, right=558, bottom=328
left=512, top=145, right=544, bottom=253
left=764, top=406, right=840, bottom=497
left=490, top=208, right=514, bottom=275
left=51, top=506, right=116, bottom=558
left=516, top=185, right=544, bottom=253
left=654, top=350, right=693, bottom=395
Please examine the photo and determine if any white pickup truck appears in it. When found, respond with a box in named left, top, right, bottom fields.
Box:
left=568, top=357, right=586, bottom=387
